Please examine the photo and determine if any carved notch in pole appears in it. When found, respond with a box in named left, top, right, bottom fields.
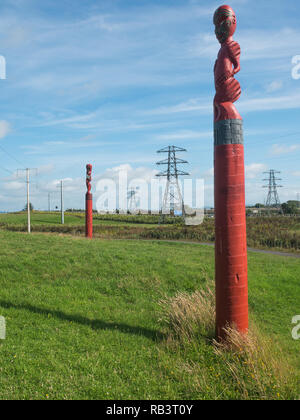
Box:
left=85, top=164, right=93, bottom=239
left=213, top=5, right=248, bottom=340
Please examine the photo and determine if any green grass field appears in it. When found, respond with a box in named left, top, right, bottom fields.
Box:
left=1, top=212, right=299, bottom=252
left=0, top=230, right=299, bottom=400
left=0, top=212, right=158, bottom=227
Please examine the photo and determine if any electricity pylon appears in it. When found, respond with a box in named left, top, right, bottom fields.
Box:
left=127, top=188, right=139, bottom=213
left=156, top=146, right=189, bottom=217
left=263, top=170, right=282, bottom=211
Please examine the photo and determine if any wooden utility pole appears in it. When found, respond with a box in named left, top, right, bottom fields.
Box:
left=60, top=181, right=64, bottom=224
left=17, top=168, right=37, bottom=234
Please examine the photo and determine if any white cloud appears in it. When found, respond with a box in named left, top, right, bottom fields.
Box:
left=44, top=141, right=66, bottom=146
left=203, top=167, right=214, bottom=178
left=147, top=89, right=300, bottom=116
left=37, top=164, right=55, bottom=175
left=21, top=139, right=119, bottom=155
left=0, top=121, right=11, bottom=139
left=155, top=130, right=212, bottom=141
left=241, top=28, right=300, bottom=61
left=147, top=98, right=211, bottom=116
left=3, top=181, right=24, bottom=191
left=37, top=112, right=97, bottom=127
left=97, top=164, right=158, bottom=184
left=239, top=92, right=300, bottom=113
left=266, top=81, right=283, bottom=93
left=271, top=144, right=300, bottom=156
left=245, top=163, right=267, bottom=179
left=189, top=28, right=300, bottom=61
left=45, top=177, right=78, bottom=193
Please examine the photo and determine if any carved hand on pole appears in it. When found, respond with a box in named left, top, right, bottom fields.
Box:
left=213, top=5, right=242, bottom=122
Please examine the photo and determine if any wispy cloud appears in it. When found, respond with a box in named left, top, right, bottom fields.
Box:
left=36, top=112, right=97, bottom=128
left=239, top=92, right=300, bottom=113
left=146, top=89, right=300, bottom=116
left=155, top=130, right=212, bottom=141
left=189, top=28, right=300, bottom=61
left=270, top=144, right=300, bottom=156
left=96, top=164, right=158, bottom=184
left=265, top=80, right=283, bottom=93
left=203, top=167, right=214, bottom=178
left=0, top=121, right=11, bottom=139
left=146, top=99, right=211, bottom=116
left=21, top=139, right=120, bottom=155
left=245, top=163, right=267, bottom=179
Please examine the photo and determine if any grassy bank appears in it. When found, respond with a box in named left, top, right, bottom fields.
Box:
left=0, top=231, right=299, bottom=399
left=0, top=212, right=300, bottom=252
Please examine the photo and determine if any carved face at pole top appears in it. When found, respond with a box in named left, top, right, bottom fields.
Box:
left=86, top=164, right=92, bottom=193
left=213, top=5, right=236, bottom=44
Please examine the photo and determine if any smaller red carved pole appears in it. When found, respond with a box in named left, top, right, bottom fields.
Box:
left=85, top=164, right=93, bottom=239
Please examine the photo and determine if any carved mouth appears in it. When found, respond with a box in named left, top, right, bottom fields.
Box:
left=215, top=28, right=228, bottom=43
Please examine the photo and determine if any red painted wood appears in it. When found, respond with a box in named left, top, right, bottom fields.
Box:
left=86, top=164, right=93, bottom=239
left=213, top=6, right=248, bottom=339
left=214, top=144, right=248, bottom=339
left=85, top=193, right=93, bottom=239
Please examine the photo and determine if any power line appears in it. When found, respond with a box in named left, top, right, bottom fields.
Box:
left=46, top=191, right=60, bottom=212
left=0, top=165, right=15, bottom=176
left=0, top=144, right=25, bottom=167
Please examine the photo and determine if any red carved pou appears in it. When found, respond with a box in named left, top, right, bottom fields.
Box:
left=213, top=5, right=242, bottom=122
left=213, top=6, right=248, bottom=341
left=85, top=164, right=93, bottom=238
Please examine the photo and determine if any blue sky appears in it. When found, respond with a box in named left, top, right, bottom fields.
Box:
left=0, top=0, right=299, bottom=211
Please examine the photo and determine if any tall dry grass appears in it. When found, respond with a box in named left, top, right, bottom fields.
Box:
left=213, top=326, right=294, bottom=399
left=159, top=287, right=297, bottom=400
left=159, top=286, right=215, bottom=341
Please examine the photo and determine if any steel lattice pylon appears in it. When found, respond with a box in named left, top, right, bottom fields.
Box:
left=263, top=169, right=282, bottom=209
left=156, top=146, right=189, bottom=216
left=127, top=188, right=138, bottom=212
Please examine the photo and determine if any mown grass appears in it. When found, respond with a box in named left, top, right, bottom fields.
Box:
left=1, top=212, right=300, bottom=252
left=0, top=231, right=299, bottom=400
left=0, top=212, right=180, bottom=227
left=0, top=212, right=159, bottom=227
